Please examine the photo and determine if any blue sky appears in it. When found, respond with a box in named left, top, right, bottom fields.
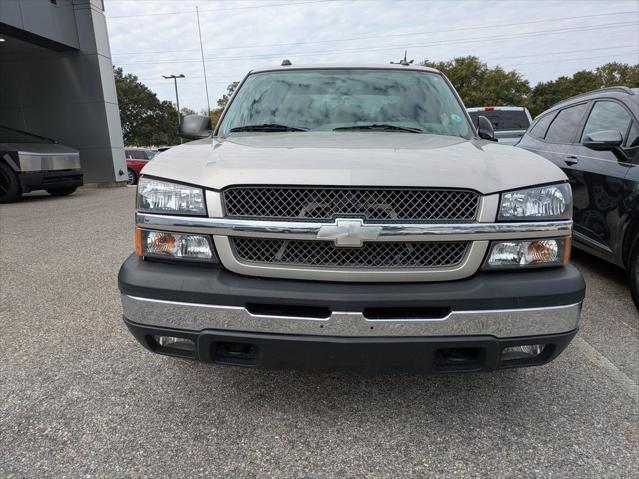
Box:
left=104, top=0, right=639, bottom=112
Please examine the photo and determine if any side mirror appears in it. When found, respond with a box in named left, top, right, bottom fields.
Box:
left=583, top=129, right=629, bottom=162
left=583, top=130, right=623, bottom=151
left=476, top=115, right=495, bottom=141
left=179, top=115, right=212, bottom=140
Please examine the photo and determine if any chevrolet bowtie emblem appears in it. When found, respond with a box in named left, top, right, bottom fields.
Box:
left=316, top=218, right=382, bottom=247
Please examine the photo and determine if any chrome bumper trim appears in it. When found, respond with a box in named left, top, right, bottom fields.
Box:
left=136, top=212, right=572, bottom=242
left=121, top=294, right=582, bottom=338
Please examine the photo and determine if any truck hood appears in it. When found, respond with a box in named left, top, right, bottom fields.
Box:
left=144, top=132, right=565, bottom=195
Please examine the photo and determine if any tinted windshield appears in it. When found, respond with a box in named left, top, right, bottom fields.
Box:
left=218, top=69, right=472, bottom=138
left=467, top=110, right=530, bottom=131
left=0, top=126, right=53, bottom=144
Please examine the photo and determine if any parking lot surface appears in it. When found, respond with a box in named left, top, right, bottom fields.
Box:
left=1, top=188, right=637, bottom=478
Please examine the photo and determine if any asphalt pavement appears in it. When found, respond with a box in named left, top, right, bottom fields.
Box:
left=1, top=187, right=637, bottom=478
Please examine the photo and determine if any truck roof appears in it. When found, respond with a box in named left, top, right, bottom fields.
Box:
left=547, top=86, right=639, bottom=112
left=249, top=63, right=441, bottom=75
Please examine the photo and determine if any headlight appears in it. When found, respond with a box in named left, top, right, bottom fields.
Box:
left=136, top=228, right=217, bottom=262
left=137, top=177, right=206, bottom=215
left=483, top=238, right=570, bottom=269
left=498, top=183, right=571, bottom=220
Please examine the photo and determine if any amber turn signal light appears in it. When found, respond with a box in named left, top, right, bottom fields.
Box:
left=135, top=227, right=143, bottom=256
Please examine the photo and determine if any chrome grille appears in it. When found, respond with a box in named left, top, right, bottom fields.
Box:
left=232, top=238, right=469, bottom=268
left=223, top=187, right=479, bottom=222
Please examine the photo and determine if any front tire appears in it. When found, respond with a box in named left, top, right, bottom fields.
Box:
left=0, top=161, right=21, bottom=203
left=46, top=186, right=77, bottom=197
left=629, top=239, right=639, bottom=309
left=127, top=168, right=137, bottom=185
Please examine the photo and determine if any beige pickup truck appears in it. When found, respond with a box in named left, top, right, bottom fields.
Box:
left=118, top=63, right=584, bottom=372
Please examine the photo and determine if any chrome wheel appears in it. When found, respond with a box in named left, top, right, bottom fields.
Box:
left=127, top=169, right=136, bottom=185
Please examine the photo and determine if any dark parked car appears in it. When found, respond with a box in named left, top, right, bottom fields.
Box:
left=125, top=148, right=157, bottom=185
left=0, top=125, right=83, bottom=203
left=518, top=87, right=639, bottom=306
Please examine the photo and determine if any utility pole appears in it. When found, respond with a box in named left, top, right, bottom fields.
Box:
left=196, top=5, right=211, bottom=115
left=162, top=74, right=185, bottom=126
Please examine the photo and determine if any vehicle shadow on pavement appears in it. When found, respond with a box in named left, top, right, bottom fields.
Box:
left=571, top=249, right=627, bottom=288
left=11, top=191, right=78, bottom=203
left=173, top=357, right=555, bottom=415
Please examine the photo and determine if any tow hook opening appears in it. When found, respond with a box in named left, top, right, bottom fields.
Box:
left=434, top=347, right=481, bottom=370
left=213, top=341, right=259, bottom=365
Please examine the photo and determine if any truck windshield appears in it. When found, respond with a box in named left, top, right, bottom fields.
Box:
left=218, top=69, right=472, bottom=139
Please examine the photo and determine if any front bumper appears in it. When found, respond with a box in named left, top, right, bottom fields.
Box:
left=118, top=254, right=585, bottom=371
left=125, top=319, right=577, bottom=372
left=19, top=169, right=83, bottom=193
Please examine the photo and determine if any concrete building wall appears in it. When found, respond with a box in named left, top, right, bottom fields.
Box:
left=0, top=0, right=127, bottom=184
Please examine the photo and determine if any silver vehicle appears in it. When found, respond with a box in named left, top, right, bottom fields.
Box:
left=467, top=106, right=533, bottom=145
left=0, top=125, right=82, bottom=203
left=118, top=64, right=584, bottom=372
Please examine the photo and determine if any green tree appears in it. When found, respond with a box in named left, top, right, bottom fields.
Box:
left=206, top=81, right=240, bottom=128
left=114, top=67, right=181, bottom=146
left=180, top=107, right=197, bottom=117
left=421, top=56, right=531, bottom=109
left=528, top=62, right=639, bottom=116
left=217, top=81, right=240, bottom=109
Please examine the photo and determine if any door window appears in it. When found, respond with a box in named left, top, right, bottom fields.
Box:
left=545, top=103, right=588, bottom=144
left=128, top=150, right=149, bottom=160
left=582, top=101, right=632, bottom=143
left=528, top=113, right=555, bottom=139
left=627, top=123, right=639, bottom=148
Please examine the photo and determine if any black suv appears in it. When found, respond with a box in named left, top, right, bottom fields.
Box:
left=518, top=87, right=639, bottom=307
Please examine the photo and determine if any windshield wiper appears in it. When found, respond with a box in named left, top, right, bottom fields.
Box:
left=229, top=123, right=309, bottom=133
left=333, top=124, right=423, bottom=133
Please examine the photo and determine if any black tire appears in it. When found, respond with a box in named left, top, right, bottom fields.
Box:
left=629, top=239, right=639, bottom=310
left=0, top=161, right=21, bottom=203
left=127, top=168, right=137, bottom=185
left=46, top=186, right=78, bottom=197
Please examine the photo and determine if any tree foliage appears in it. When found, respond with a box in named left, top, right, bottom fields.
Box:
left=527, top=62, right=639, bottom=116
left=422, top=56, right=531, bottom=109
left=217, top=81, right=240, bottom=109
left=421, top=57, right=639, bottom=118
left=207, top=81, right=240, bottom=127
left=114, top=67, right=180, bottom=146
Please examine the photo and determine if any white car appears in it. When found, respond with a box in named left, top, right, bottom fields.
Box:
left=119, top=64, right=584, bottom=372
left=467, top=106, right=533, bottom=145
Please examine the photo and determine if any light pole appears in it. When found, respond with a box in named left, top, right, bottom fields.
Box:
left=162, top=74, right=185, bottom=127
